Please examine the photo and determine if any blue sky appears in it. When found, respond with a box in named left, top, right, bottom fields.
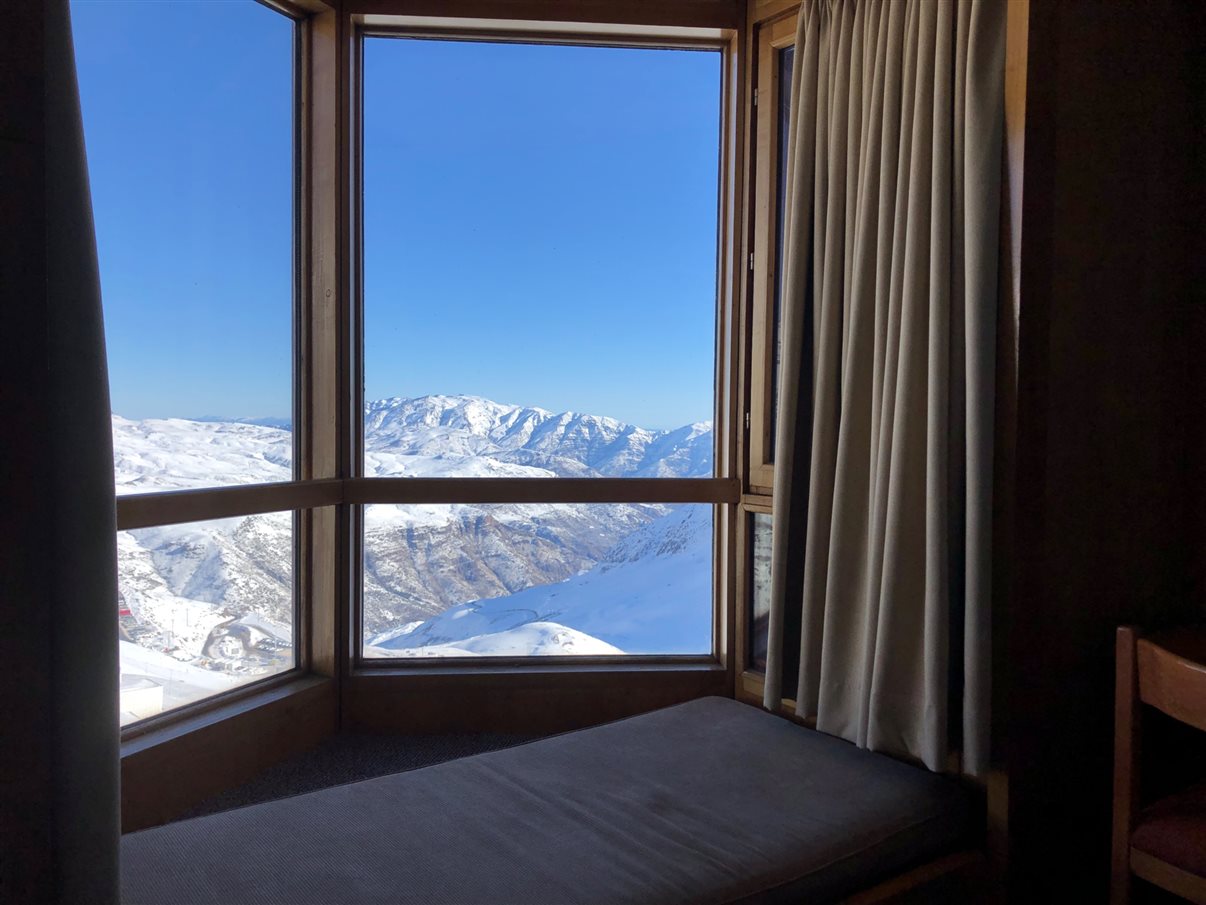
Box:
left=73, top=1, right=720, bottom=430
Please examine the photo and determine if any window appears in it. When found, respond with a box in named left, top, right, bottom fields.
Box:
left=73, top=1, right=743, bottom=751
left=358, top=34, right=726, bottom=659
left=73, top=0, right=304, bottom=726
left=740, top=14, right=797, bottom=686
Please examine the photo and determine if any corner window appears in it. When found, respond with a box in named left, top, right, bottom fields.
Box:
left=741, top=14, right=797, bottom=681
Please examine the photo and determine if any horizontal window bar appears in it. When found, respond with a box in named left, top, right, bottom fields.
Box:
left=116, top=477, right=739, bottom=530
left=355, top=654, right=721, bottom=672
left=346, top=477, right=740, bottom=505
left=116, top=479, right=342, bottom=530
left=352, top=5, right=737, bottom=33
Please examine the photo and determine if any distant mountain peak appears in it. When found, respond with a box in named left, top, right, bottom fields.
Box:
left=362, top=393, right=714, bottom=479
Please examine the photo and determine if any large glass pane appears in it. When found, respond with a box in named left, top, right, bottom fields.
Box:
left=118, top=512, right=295, bottom=725
left=363, top=38, right=720, bottom=477
left=747, top=511, right=773, bottom=672
left=72, top=0, right=295, bottom=493
left=363, top=503, right=712, bottom=657
left=769, top=44, right=794, bottom=456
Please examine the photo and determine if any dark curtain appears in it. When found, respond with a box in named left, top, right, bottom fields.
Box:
left=0, top=0, right=120, bottom=900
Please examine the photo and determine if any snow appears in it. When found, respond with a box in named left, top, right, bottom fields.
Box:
left=113, top=394, right=716, bottom=721
left=113, top=416, right=292, bottom=493
left=361, top=394, right=713, bottom=480
left=364, top=622, right=623, bottom=658
left=118, top=640, right=244, bottom=725
left=368, top=506, right=713, bottom=657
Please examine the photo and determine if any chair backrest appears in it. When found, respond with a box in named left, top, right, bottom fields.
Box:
left=1136, top=628, right=1206, bottom=733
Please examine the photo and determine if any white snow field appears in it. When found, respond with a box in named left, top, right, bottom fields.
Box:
left=114, top=394, right=714, bottom=722
left=365, top=505, right=712, bottom=658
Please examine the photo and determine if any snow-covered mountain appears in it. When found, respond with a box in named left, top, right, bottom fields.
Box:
left=365, top=394, right=712, bottom=479
left=114, top=395, right=714, bottom=722
left=113, top=415, right=293, bottom=493
left=113, top=394, right=712, bottom=491
left=365, top=505, right=712, bottom=658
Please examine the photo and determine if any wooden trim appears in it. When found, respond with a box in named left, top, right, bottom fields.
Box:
left=344, top=663, right=725, bottom=733
left=346, top=0, right=741, bottom=31
left=713, top=24, right=745, bottom=691
left=121, top=676, right=336, bottom=832
left=357, top=657, right=718, bottom=674
left=304, top=6, right=347, bottom=681
left=340, top=4, right=361, bottom=689
left=745, top=11, right=796, bottom=493
left=734, top=496, right=772, bottom=679
left=345, top=476, right=740, bottom=505
left=260, top=0, right=335, bottom=18
left=302, top=8, right=342, bottom=488
left=741, top=492, right=773, bottom=512
left=1111, top=626, right=1141, bottom=905
left=1130, top=849, right=1206, bottom=905
left=115, top=480, right=342, bottom=530
left=361, top=21, right=729, bottom=48
left=843, top=851, right=986, bottom=904
left=749, top=0, right=799, bottom=29
left=734, top=668, right=807, bottom=724
left=119, top=666, right=307, bottom=742
left=348, top=12, right=741, bottom=682
left=746, top=19, right=776, bottom=488
left=1136, top=632, right=1206, bottom=733
left=734, top=505, right=751, bottom=679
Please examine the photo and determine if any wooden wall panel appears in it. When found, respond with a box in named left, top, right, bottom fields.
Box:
left=345, top=667, right=726, bottom=734
left=1002, top=2, right=1206, bottom=898
left=121, top=678, right=336, bottom=833
left=347, top=0, right=741, bottom=30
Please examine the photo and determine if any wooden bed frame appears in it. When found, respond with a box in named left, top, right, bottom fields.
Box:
left=846, top=851, right=987, bottom=904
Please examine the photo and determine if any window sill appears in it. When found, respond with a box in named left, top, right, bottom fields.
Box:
left=346, top=660, right=728, bottom=734
left=352, top=655, right=722, bottom=677
left=121, top=674, right=335, bottom=832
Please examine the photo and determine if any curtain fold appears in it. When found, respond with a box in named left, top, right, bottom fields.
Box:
left=45, top=0, right=122, bottom=898
left=764, top=0, right=1004, bottom=776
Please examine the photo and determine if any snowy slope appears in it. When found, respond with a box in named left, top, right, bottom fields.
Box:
left=364, top=623, right=623, bottom=658
left=367, top=505, right=713, bottom=657
left=113, top=416, right=292, bottom=493
left=113, top=395, right=715, bottom=719
left=114, top=394, right=712, bottom=491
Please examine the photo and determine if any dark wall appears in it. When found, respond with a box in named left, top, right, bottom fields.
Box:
left=1005, top=0, right=1205, bottom=898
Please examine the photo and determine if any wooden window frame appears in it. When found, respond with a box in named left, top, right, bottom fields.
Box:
left=745, top=11, right=796, bottom=494
left=114, top=1, right=317, bottom=743
left=348, top=19, right=738, bottom=676
left=119, top=0, right=752, bottom=830
left=733, top=3, right=799, bottom=714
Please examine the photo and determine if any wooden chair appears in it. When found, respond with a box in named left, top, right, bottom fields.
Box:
left=1112, top=626, right=1206, bottom=905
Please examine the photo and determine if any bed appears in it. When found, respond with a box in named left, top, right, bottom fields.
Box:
left=121, top=696, right=977, bottom=904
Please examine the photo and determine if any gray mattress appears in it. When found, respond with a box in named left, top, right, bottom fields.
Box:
left=122, top=697, right=973, bottom=904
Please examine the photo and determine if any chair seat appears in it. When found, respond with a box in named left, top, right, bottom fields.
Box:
left=1131, top=782, right=1206, bottom=878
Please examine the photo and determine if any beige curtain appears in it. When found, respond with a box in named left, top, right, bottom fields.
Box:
left=764, top=0, right=1004, bottom=775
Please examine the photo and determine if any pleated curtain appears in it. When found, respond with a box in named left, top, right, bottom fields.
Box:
left=764, top=0, right=1005, bottom=775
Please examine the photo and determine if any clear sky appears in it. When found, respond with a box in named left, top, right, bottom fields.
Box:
left=73, top=1, right=720, bottom=431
